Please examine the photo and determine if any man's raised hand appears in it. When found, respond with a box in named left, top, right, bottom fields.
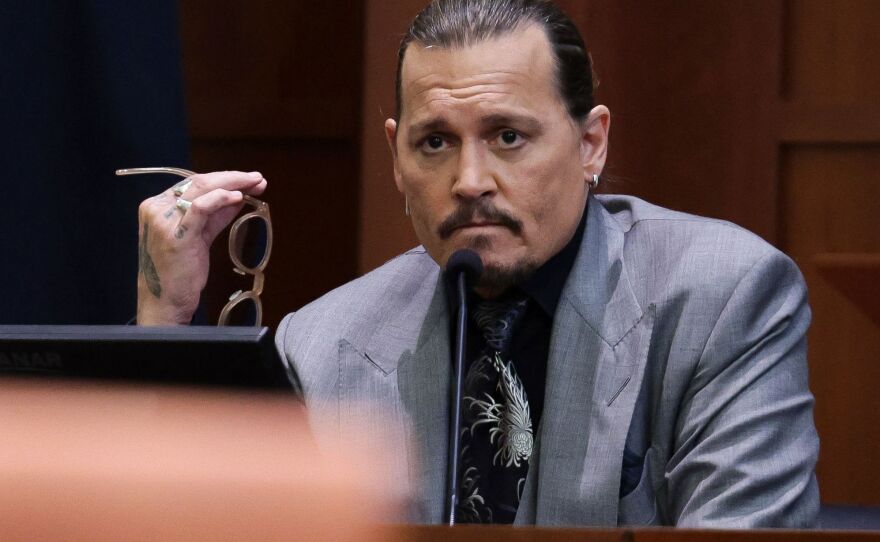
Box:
left=135, top=171, right=267, bottom=325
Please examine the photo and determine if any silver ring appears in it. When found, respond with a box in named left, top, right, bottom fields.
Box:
left=172, top=179, right=193, bottom=197
left=176, top=198, right=192, bottom=213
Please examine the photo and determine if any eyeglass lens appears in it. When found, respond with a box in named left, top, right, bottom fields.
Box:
left=232, top=215, right=270, bottom=270
left=223, top=295, right=260, bottom=326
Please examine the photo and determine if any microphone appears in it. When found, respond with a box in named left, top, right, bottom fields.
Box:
left=446, top=249, right=483, bottom=286
left=444, top=249, right=483, bottom=526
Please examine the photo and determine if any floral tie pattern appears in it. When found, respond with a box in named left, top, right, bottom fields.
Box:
left=457, top=295, right=533, bottom=523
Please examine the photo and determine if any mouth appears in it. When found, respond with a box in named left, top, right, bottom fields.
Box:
left=453, top=222, right=505, bottom=233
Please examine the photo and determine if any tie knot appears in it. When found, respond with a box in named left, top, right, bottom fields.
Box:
left=473, top=294, right=529, bottom=353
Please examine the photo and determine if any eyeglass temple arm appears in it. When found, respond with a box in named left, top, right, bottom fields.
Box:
left=117, top=168, right=266, bottom=207
left=116, top=167, right=196, bottom=178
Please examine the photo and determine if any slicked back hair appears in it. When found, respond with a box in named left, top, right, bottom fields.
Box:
left=394, top=0, right=595, bottom=122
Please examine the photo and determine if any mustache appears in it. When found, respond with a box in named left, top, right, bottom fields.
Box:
left=437, top=200, right=523, bottom=239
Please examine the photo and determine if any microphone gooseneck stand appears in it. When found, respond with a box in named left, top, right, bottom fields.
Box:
left=444, top=250, right=482, bottom=526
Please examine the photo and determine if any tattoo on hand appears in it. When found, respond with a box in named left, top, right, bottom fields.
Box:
left=175, top=224, right=188, bottom=240
left=138, top=223, right=162, bottom=299
left=164, top=208, right=176, bottom=219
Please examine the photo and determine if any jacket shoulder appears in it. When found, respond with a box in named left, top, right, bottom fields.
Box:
left=274, top=248, right=440, bottom=395
left=596, top=194, right=788, bottom=274
left=278, top=247, right=438, bottom=343
left=594, top=194, right=805, bottom=327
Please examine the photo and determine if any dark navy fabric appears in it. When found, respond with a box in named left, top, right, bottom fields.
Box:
left=0, top=1, right=189, bottom=324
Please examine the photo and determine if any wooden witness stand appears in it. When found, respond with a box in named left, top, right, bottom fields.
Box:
left=389, top=525, right=880, bottom=542
left=2, top=379, right=877, bottom=541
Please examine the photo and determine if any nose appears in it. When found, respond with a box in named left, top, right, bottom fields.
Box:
left=451, top=140, right=496, bottom=201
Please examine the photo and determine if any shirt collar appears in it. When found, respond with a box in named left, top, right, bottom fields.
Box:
left=518, top=200, right=588, bottom=317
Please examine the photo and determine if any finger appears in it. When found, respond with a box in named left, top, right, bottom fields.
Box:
left=203, top=202, right=246, bottom=244
left=176, top=188, right=244, bottom=243
left=178, top=171, right=265, bottom=201
left=242, top=178, right=268, bottom=197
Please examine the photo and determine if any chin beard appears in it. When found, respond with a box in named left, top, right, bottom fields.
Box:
left=466, top=235, right=539, bottom=297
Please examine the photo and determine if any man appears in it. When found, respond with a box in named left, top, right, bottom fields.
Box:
left=137, top=0, right=819, bottom=528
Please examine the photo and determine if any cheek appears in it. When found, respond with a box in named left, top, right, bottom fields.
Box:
left=397, top=162, right=449, bottom=239
left=400, top=161, right=455, bottom=216
left=399, top=153, right=440, bottom=194
left=407, top=183, right=447, bottom=226
left=517, top=160, right=582, bottom=215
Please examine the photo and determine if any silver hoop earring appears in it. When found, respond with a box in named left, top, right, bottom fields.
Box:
left=589, top=174, right=600, bottom=189
left=405, top=196, right=411, bottom=217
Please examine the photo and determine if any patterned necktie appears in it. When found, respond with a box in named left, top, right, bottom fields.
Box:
left=456, top=294, right=533, bottom=524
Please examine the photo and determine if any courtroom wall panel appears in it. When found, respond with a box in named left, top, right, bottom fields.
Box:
left=779, top=0, right=880, bottom=505
left=358, top=0, right=425, bottom=273
left=178, top=1, right=365, bottom=327
left=561, top=0, right=782, bottom=242
left=782, top=145, right=880, bottom=505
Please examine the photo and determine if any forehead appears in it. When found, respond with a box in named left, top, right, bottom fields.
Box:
left=399, top=24, right=564, bottom=124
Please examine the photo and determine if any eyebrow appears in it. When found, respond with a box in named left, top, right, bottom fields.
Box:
left=409, top=118, right=452, bottom=137
left=408, top=112, right=543, bottom=139
left=480, top=113, right=542, bottom=133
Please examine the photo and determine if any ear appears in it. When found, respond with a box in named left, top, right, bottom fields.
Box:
left=384, top=118, right=405, bottom=194
left=579, top=105, right=611, bottom=180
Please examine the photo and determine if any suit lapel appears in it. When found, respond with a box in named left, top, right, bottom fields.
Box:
left=527, top=196, right=655, bottom=526
left=393, top=274, right=451, bottom=523
left=336, top=261, right=450, bottom=523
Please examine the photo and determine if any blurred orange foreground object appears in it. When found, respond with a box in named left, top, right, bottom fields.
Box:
left=0, top=379, right=397, bottom=541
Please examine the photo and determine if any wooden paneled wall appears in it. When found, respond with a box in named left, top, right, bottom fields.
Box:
left=778, top=0, right=880, bottom=505
left=178, top=2, right=364, bottom=327
left=562, top=0, right=782, bottom=241
left=357, top=0, right=424, bottom=272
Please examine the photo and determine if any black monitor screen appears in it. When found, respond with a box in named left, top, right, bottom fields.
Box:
left=0, top=325, right=296, bottom=391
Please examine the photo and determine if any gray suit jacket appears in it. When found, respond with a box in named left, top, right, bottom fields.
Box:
left=275, top=195, right=820, bottom=528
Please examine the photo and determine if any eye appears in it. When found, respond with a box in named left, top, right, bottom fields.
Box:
left=496, top=129, right=525, bottom=149
left=419, top=134, right=447, bottom=154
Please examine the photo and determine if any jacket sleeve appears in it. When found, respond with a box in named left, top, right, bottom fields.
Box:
left=666, top=250, right=820, bottom=528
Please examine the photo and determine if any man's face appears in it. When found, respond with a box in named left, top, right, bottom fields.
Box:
left=386, top=24, right=609, bottom=297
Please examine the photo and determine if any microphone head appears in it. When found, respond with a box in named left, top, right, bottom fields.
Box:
left=446, top=249, right=483, bottom=284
